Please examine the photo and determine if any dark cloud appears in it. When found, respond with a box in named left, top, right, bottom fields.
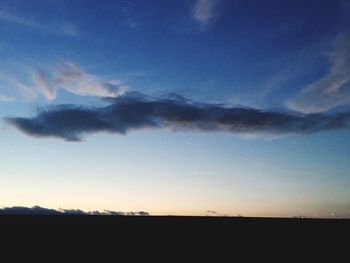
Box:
left=0, top=205, right=150, bottom=216
left=5, top=92, right=350, bottom=141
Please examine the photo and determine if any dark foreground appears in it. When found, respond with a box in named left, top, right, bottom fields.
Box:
left=1, top=215, right=349, bottom=262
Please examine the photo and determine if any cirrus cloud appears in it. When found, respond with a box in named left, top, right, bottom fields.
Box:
left=193, top=0, right=220, bottom=28
left=287, top=35, right=350, bottom=113
left=0, top=10, right=78, bottom=37
left=0, top=94, right=15, bottom=102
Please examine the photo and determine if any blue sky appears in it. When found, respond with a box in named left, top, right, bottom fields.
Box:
left=1, top=0, right=350, bottom=217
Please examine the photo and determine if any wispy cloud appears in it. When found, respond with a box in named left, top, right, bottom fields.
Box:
left=33, top=63, right=126, bottom=101
left=32, top=70, right=56, bottom=101
left=0, top=205, right=149, bottom=216
left=1, top=63, right=126, bottom=102
left=6, top=92, right=350, bottom=142
left=0, top=71, right=37, bottom=101
left=0, top=94, right=15, bottom=102
left=0, top=10, right=78, bottom=37
left=193, top=0, right=219, bottom=28
left=121, top=1, right=140, bottom=29
left=15, top=81, right=38, bottom=101
left=0, top=10, right=42, bottom=29
left=287, top=35, right=350, bottom=113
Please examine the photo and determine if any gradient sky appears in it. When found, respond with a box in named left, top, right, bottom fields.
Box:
left=1, top=0, right=350, bottom=217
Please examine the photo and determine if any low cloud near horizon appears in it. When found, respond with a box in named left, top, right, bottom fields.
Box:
left=0, top=205, right=149, bottom=216
left=5, top=92, right=350, bottom=141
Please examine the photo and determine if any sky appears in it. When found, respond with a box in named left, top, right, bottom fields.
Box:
left=1, top=0, right=350, bottom=218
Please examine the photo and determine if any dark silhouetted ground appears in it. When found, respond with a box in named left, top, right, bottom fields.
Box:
left=1, top=215, right=349, bottom=262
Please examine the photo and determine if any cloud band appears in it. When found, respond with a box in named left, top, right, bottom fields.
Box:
left=5, top=92, right=350, bottom=141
